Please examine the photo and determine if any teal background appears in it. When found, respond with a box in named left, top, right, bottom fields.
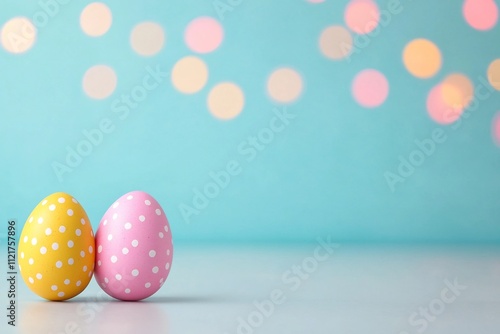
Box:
left=1, top=0, right=499, bottom=243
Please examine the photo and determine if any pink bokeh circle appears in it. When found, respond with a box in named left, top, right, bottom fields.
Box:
left=463, top=0, right=498, bottom=31
left=345, top=0, right=380, bottom=34
left=185, top=17, right=224, bottom=53
left=493, top=112, right=500, bottom=146
left=426, top=84, right=464, bottom=124
left=352, top=69, right=389, bottom=108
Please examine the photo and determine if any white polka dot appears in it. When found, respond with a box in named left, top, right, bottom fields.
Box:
left=103, top=219, right=108, bottom=226
left=59, top=226, right=66, bottom=233
left=75, top=229, right=82, bottom=236
left=98, top=260, right=102, bottom=266
left=20, top=252, right=24, bottom=259
left=160, top=278, right=164, bottom=284
left=112, top=201, right=119, bottom=208
left=67, top=209, right=74, bottom=216
left=152, top=266, right=159, bottom=274
left=64, top=279, right=70, bottom=285
left=68, top=258, right=74, bottom=265
left=149, top=250, right=156, bottom=258
left=28, top=258, right=34, bottom=265
left=82, top=65, right=117, bottom=100
left=125, top=288, right=131, bottom=294
left=124, top=222, right=132, bottom=230
left=131, top=240, right=139, bottom=247
left=31, top=238, right=37, bottom=246
left=107, top=234, right=113, bottom=241
left=145, top=282, right=151, bottom=288
left=98, top=245, right=102, bottom=253
left=29, top=217, right=33, bottom=223
left=127, top=195, right=133, bottom=200
left=83, top=266, right=88, bottom=272
left=81, top=218, right=86, bottom=225
left=80, top=251, right=85, bottom=258
left=159, top=232, right=164, bottom=238
left=56, top=261, right=62, bottom=268
left=155, top=209, right=161, bottom=216
left=42, top=200, right=48, bottom=205
left=40, top=247, right=47, bottom=255
left=104, top=277, right=109, bottom=283
left=115, top=274, right=122, bottom=280
left=76, top=280, right=81, bottom=286
left=52, top=242, right=59, bottom=250
left=58, top=197, right=65, bottom=203
left=122, top=247, right=129, bottom=255
left=89, top=246, right=93, bottom=253
left=72, top=198, right=78, bottom=203
left=57, top=292, right=65, bottom=298
left=37, top=217, right=43, bottom=224
left=164, top=225, right=169, bottom=233
left=23, top=236, right=28, bottom=243
left=36, top=273, right=42, bottom=280
left=167, top=249, right=171, bottom=256
left=131, top=269, right=139, bottom=276
left=112, top=213, right=118, bottom=220
left=145, top=200, right=151, bottom=206
left=111, top=255, right=117, bottom=263
left=165, top=262, right=170, bottom=270
left=68, top=240, right=74, bottom=248
left=49, top=204, right=56, bottom=211
left=139, top=215, right=145, bottom=222
left=28, top=277, right=34, bottom=284
left=51, top=285, right=58, bottom=291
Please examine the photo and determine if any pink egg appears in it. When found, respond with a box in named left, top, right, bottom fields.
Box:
left=94, top=191, right=173, bottom=301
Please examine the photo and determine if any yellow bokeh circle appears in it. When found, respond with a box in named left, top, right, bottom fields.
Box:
left=403, top=38, right=442, bottom=79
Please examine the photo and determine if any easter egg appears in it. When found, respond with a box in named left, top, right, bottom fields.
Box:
left=18, top=192, right=95, bottom=301
left=94, top=191, right=173, bottom=301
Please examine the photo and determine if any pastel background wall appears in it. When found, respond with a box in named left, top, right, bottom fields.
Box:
left=1, top=0, right=500, bottom=243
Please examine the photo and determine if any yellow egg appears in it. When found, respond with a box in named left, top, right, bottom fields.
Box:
left=18, top=192, right=95, bottom=301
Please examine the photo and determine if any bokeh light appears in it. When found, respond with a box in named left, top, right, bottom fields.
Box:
left=351, top=69, right=389, bottom=108
left=426, top=84, right=463, bottom=124
left=80, top=2, right=112, bottom=37
left=267, top=68, right=304, bottom=104
left=441, top=73, right=474, bottom=109
left=493, top=112, right=500, bottom=146
left=319, top=25, right=353, bottom=60
left=130, top=22, right=165, bottom=57
left=171, top=56, right=208, bottom=94
left=344, top=0, right=380, bottom=35
left=185, top=17, right=223, bottom=54
left=463, top=0, right=498, bottom=31
left=208, top=83, right=245, bottom=120
left=487, top=59, right=500, bottom=91
left=403, top=38, right=442, bottom=79
left=1, top=17, right=36, bottom=54
left=82, top=65, right=117, bottom=100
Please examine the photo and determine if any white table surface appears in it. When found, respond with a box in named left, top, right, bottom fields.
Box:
left=3, top=244, right=500, bottom=334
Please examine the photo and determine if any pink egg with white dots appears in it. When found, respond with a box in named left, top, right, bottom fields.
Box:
left=94, top=191, right=173, bottom=301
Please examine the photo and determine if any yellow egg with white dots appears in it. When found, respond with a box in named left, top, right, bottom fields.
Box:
left=18, top=192, right=95, bottom=301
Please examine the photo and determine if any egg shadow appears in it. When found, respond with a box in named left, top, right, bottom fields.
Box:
left=19, top=296, right=169, bottom=334
left=144, top=294, right=246, bottom=304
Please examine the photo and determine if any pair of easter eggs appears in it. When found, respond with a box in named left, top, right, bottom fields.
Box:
left=18, top=191, right=173, bottom=301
